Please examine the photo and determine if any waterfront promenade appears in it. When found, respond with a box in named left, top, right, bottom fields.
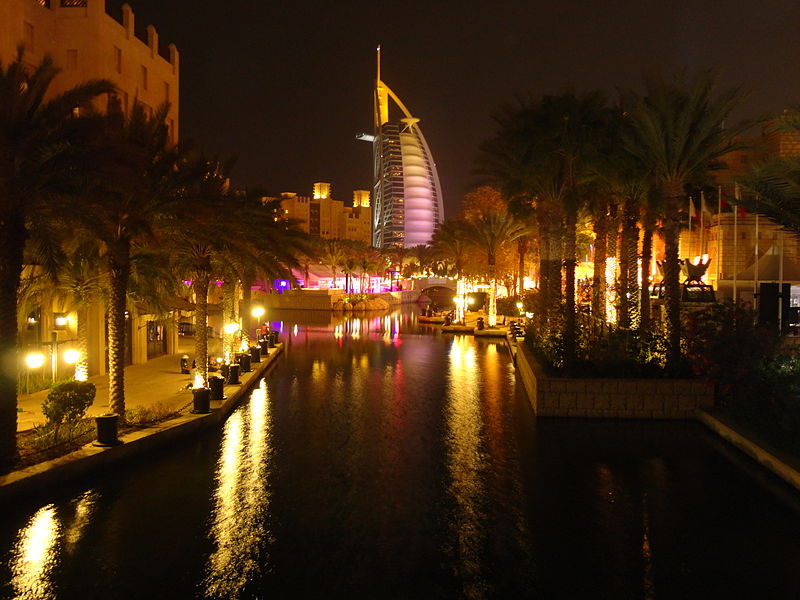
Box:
left=17, top=337, right=224, bottom=432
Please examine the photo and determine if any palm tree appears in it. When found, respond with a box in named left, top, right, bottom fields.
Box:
left=321, top=239, right=347, bottom=289
left=432, top=219, right=470, bottom=279
left=77, top=99, right=188, bottom=417
left=0, top=49, right=114, bottom=467
left=465, top=207, right=531, bottom=326
left=622, top=71, right=749, bottom=367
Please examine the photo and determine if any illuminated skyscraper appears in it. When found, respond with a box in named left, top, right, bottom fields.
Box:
left=358, top=47, right=443, bottom=248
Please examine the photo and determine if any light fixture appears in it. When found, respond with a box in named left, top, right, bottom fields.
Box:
left=63, top=349, right=80, bottom=364
left=53, top=313, right=68, bottom=330
left=223, top=323, right=239, bottom=335
left=25, top=352, right=45, bottom=369
left=251, top=306, right=265, bottom=319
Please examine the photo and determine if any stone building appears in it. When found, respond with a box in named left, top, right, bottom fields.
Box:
left=3, top=0, right=182, bottom=379
left=279, top=183, right=373, bottom=246
left=679, top=123, right=800, bottom=309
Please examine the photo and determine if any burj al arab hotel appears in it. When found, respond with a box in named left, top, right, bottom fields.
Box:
left=357, top=47, right=444, bottom=248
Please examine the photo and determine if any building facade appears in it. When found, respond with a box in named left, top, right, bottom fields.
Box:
left=366, top=48, right=443, bottom=248
left=279, top=183, right=372, bottom=246
left=0, top=0, right=179, bottom=140
left=4, top=0, right=181, bottom=379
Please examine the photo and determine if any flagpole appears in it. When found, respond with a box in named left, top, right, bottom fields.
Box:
left=700, top=191, right=705, bottom=255
left=779, top=229, right=784, bottom=332
left=716, top=186, right=721, bottom=288
left=754, top=201, right=759, bottom=311
left=733, top=184, right=739, bottom=303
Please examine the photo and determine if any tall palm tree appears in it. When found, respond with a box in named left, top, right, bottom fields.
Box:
left=77, top=99, right=187, bottom=417
left=432, top=219, right=470, bottom=279
left=465, top=207, right=531, bottom=326
left=321, top=239, right=347, bottom=289
left=622, top=71, right=749, bottom=367
left=0, top=49, right=114, bottom=467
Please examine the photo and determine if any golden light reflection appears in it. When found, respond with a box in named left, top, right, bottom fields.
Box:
left=445, top=336, right=485, bottom=593
left=204, top=380, right=273, bottom=597
left=64, top=491, right=98, bottom=552
left=11, top=505, right=60, bottom=599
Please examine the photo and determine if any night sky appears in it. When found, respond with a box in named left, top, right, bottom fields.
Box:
left=110, top=0, right=800, bottom=217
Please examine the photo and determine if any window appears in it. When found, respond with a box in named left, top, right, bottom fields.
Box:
left=141, top=65, right=148, bottom=90
left=66, top=49, right=78, bottom=70
left=114, top=46, right=122, bottom=74
left=24, top=22, right=34, bottom=52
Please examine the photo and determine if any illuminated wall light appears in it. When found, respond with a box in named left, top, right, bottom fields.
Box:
left=223, top=323, right=239, bottom=335
left=251, top=306, right=265, bottom=319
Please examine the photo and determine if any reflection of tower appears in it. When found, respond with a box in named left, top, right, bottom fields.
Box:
left=360, top=46, right=443, bottom=248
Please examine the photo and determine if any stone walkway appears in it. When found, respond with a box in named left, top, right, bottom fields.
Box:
left=16, top=337, right=229, bottom=432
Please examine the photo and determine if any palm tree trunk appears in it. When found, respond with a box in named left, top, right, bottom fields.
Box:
left=193, top=276, right=210, bottom=387
left=662, top=182, right=683, bottom=368
left=517, top=236, right=528, bottom=298
left=487, top=255, right=497, bottom=327
left=241, top=279, right=252, bottom=345
left=107, top=253, right=130, bottom=418
left=639, top=225, right=654, bottom=335
left=0, top=213, right=25, bottom=469
left=619, top=196, right=639, bottom=329
left=222, top=280, right=237, bottom=360
left=564, top=207, right=578, bottom=366
left=76, top=307, right=90, bottom=381
left=592, top=203, right=608, bottom=321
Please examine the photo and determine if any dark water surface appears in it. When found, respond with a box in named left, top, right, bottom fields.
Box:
left=1, top=308, right=800, bottom=599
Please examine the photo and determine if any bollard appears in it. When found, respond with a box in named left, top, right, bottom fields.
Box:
left=227, top=364, right=241, bottom=385
left=270, top=330, right=279, bottom=346
left=209, top=375, right=226, bottom=401
left=250, top=345, right=261, bottom=363
left=192, top=387, right=211, bottom=413
left=220, top=363, right=230, bottom=381
left=94, top=413, right=121, bottom=446
left=476, top=317, right=485, bottom=331
left=180, top=355, right=190, bottom=374
left=239, top=353, right=251, bottom=373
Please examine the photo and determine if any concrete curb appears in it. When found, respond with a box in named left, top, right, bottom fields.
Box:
left=697, top=410, right=800, bottom=493
left=0, top=344, right=285, bottom=501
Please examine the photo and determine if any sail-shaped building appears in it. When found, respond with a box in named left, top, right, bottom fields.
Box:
left=359, top=47, right=444, bottom=248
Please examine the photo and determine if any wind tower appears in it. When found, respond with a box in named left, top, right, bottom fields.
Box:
left=357, top=46, right=444, bottom=248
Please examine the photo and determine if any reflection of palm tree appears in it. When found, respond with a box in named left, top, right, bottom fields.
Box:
left=623, top=71, right=749, bottom=367
left=0, top=49, right=114, bottom=467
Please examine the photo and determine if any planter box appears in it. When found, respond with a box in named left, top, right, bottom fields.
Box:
left=515, top=343, right=713, bottom=419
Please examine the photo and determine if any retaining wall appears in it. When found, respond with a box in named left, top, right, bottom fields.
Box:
left=515, top=343, right=713, bottom=419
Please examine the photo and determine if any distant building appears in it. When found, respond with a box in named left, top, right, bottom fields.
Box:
left=0, top=0, right=179, bottom=141
left=279, top=183, right=373, bottom=246
left=678, top=121, right=800, bottom=309
left=360, top=47, right=443, bottom=248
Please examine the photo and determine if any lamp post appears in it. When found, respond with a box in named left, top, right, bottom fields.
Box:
left=24, top=351, right=45, bottom=394
left=63, top=348, right=83, bottom=381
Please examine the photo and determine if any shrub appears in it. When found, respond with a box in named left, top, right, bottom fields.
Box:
left=42, top=381, right=96, bottom=426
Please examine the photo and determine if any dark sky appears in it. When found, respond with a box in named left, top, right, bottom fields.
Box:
left=111, top=0, right=800, bottom=217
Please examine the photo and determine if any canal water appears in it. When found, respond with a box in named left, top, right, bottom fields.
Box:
left=1, top=308, right=800, bottom=599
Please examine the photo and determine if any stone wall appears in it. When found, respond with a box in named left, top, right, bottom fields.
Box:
left=515, top=343, right=714, bottom=419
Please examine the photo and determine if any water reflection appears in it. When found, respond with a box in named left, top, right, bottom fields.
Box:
left=11, top=505, right=60, bottom=599
left=204, top=379, right=273, bottom=598
left=445, top=336, right=486, bottom=598
left=9, top=489, right=100, bottom=599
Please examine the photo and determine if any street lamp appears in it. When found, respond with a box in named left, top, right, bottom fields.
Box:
left=251, top=306, right=265, bottom=319
left=24, top=352, right=45, bottom=394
